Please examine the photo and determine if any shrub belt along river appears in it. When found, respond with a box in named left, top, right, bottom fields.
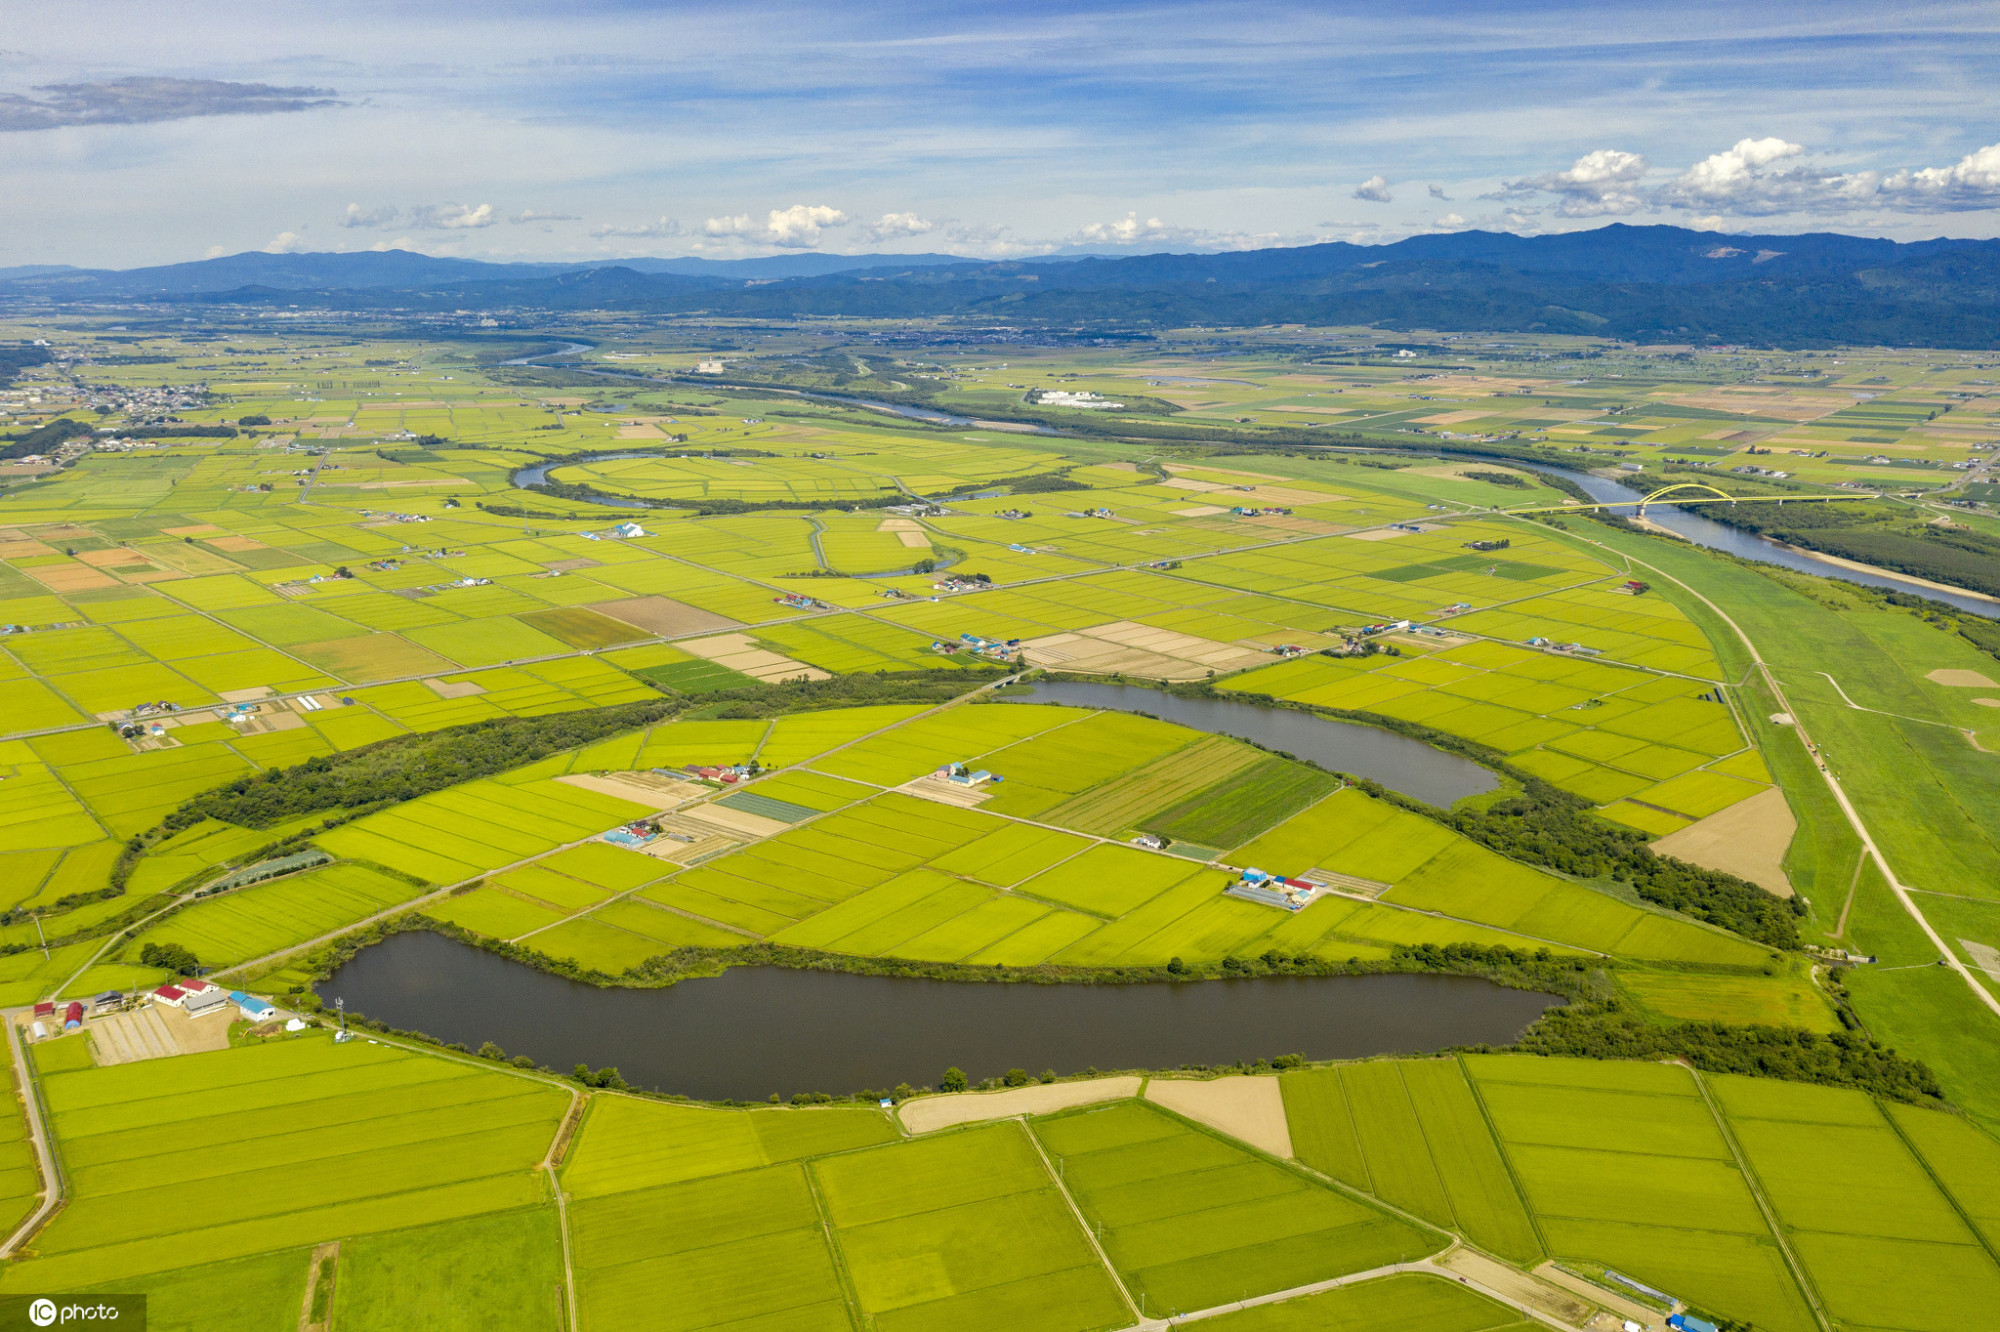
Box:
left=317, top=933, right=1561, bottom=1101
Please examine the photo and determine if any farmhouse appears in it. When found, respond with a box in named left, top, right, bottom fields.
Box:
left=184, top=988, right=230, bottom=1019
left=151, top=984, right=187, bottom=1008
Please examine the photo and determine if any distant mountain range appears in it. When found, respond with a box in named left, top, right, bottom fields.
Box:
left=7, top=225, right=2000, bottom=346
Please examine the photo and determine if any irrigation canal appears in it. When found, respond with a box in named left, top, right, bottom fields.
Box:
left=318, top=932, right=1562, bottom=1101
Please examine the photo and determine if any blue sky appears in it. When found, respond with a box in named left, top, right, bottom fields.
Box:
left=4, top=0, right=1999, bottom=265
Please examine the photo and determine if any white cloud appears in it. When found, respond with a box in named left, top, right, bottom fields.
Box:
left=368, top=236, right=416, bottom=252
left=408, top=203, right=495, bottom=230
left=1431, top=212, right=1470, bottom=231
left=1066, top=213, right=1300, bottom=251
left=861, top=211, right=936, bottom=242
left=1655, top=137, right=1859, bottom=215
left=704, top=203, right=848, bottom=248
left=1352, top=174, right=1393, bottom=203
left=589, top=216, right=683, bottom=239
left=339, top=203, right=398, bottom=229
left=1497, top=148, right=1649, bottom=216
left=1428, top=184, right=1450, bottom=201
left=1880, top=142, right=2000, bottom=211
left=510, top=209, right=579, bottom=225
left=202, top=244, right=226, bottom=259
left=262, top=231, right=305, bottom=254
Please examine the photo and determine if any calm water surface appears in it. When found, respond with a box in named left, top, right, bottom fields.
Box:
left=319, top=932, right=1560, bottom=1100
left=1008, top=681, right=1497, bottom=806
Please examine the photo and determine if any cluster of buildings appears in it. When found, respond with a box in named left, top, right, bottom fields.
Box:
left=774, top=592, right=831, bottom=610
left=935, top=761, right=1001, bottom=788
left=934, top=632, right=1021, bottom=660
left=355, top=509, right=430, bottom=523
left=1225, top=867, right=1328, bottom=912
left=582, top=522, right=648, bottom=541
left=1229, top=506, right=1292, bottom=517
left=1528, top=636, right=1604, bottom=656
left=930, top=575, right=990, bottom=593
left=1032, top=390, right=1124, bottom=410
left=25, top=984, right=281, bottom=1041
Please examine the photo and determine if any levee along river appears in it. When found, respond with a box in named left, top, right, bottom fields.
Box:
left=318, top=932, right=1562, bottom=1101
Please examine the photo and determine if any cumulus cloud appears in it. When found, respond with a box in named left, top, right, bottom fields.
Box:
left=1884, top=143, right=2000, bottom=210
left=1493, top=137, right=2000, bottom=219
left=1067, top=213, right=1296, bottom=251
left=339, top=204, right=398, bottom=229
left=511, top=209, right=579, bottom=225
left=0, top=77, right=340, bottom=132
left=1352, top=175, right=1393, bottom=203
left=262, top=231, right=306, bottom=254
left=589, top=216, right=682, bottom=239
left=705, top=204, right=848, bottom=248
left=1429, top=184, right=1451, bottom=201
left=408, top=203, right=494, bottom=230
left=1430, top=212, right=1470, bottom=231
left=861, top=211, right=936, bottom=242
left=1495, top=148, right=1649, bottom=216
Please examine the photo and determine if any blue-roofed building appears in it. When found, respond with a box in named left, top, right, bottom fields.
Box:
left=229, top=991, right=277, bottom=1021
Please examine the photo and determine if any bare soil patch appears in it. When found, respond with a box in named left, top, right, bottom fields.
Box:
left=1651, top=785, right=1795, bottom=897
left=557, top=771, right=706, bottom=810
left=899, top=1076, right=1144, bottom=1134
left=589, top=595, right=740, bottom=637
left=1436, top=1250, right=1594, bottom=1327
left=425, top=677, right=488, bottom=699
left=1020, top=620, right=1269, bottom=682
left=1145, top=1076, right=1293, bottom=1157
left=1928, top=668, right=2000, bottom=688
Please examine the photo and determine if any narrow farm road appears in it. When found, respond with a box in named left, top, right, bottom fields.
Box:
left=0, top=1013, right=61, bottom=1258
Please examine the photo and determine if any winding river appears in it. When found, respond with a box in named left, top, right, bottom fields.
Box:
left=318, top=932, right=1562, bottom=1100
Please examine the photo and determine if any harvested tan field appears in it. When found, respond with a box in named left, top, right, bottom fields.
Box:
left=615, top=425, right=667, bottom=439
left=1975, top=698, right=2000, bottom=708
left=681, top=632, right=829, bottom=682
left=1342, top=526, right=1419, bottom=541
left=1173, top=505, right=1231, bottom=517
left=682, top=803, right=791, bottom=839
left=161, top=524, right=225, bottom=538
left=85, top=1002, right=235, bottom=1066
left=207, top=535, right=270, bottom=552
left=899, top=774, right=995, bottom=808
left=1020, top=620, right=1270, bottom=682
left=543, top=558, right=600, bottom=573
left=0, top=540, right=56, bottom=558
left=899, top=1076, right=1144, bottom=1134
left=557, top=771, right=706, bottom=810
left=220, top=686, right=276, bottom=703
left=1145, top=1076, right=1292, bottom=1157
left=1651, top=785, right=1796, bottom=897
left=425, top=677, right=488, bottom=698
left=1928, top=668, right=2000, bottom=688
left=876, top=518, right=924, bottom=531
left=26, top=563, right=117, bottom=591
left=589, top=595, right=740, bottom=637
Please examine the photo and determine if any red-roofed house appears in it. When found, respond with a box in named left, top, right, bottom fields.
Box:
left=152, top=985, right=187, bottom=1007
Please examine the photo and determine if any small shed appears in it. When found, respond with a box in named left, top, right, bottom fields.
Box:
left=184, top=988, right=230, bottom=1019
left=31, top=1002, right=53, bottom=1019
left=29, top=1022, right=46, bottom=1042
left=62, top=1001, right=83, bottom=1030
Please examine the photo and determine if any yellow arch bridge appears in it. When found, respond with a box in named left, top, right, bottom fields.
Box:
left=1502, top=482, right=1875, bottom=518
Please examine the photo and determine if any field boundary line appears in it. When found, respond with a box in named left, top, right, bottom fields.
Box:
left=0, top=1014, right=62, bottom=1259
left=800, top=1156, right=869, bottom=1332
left=1020, top=1116, right=1145, bottom=1326
left=1875, top=1096, right=2000, bottom=1272
left=1687, top=1066, right=1834, bottom=1332
left=1453, top=1055, right=1553, bottom=1261
left=546, top=1089, right=584, bottom=1332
